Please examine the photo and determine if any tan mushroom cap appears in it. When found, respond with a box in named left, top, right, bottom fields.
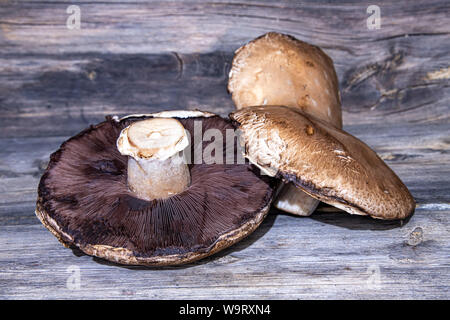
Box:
left=228, top=32, right=343, bottom=217
left=228, top=32, right=342, bottom=128
left=230, top=106, right=415, bottom=220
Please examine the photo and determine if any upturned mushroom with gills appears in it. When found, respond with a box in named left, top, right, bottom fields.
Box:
left=228, top=32, right=343, bottom=217
left=36, top=110, right=275, bottom=266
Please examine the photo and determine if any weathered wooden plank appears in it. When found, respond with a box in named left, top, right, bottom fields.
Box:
left=0, top=1, right=449, bottom=138
left=0, top=209, right=448, bottom=299
left=1, top=0, right=448, bottom=54
left=0, top=48, right=448, bottom=138
left=0, top=52, right=235, bottom=138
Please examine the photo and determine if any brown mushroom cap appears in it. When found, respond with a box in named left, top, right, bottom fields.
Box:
left=36, top=111, right=275, bottom=266
left=230, top=106, right=415, bottom=220
left=228, top=32, right=342, bottom=128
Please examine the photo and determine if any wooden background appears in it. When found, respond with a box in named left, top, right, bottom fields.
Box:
left=0, top=0, right=449, bottom=299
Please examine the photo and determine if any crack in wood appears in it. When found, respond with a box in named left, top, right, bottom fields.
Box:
left=373, top=32, right=450, bottom=42
left=172, top=51, right=184, bottom=80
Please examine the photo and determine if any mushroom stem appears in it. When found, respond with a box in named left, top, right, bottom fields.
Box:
left=117, top=118, right=190, bottom=201
left=127, top=152, right=190, bottom=200
left=274, top=183, right=318, bottom=216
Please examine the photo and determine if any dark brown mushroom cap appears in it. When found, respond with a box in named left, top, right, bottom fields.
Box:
left=230, top=106, right=415, bottom=220
left=228, top=32, right=342, bottom=128
left=36, top=111, right=275, bottom=266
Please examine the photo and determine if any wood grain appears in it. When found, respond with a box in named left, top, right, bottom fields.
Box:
left=0, top=0, right=448, bottom=299
left=1, top=209, right=449, bottom=299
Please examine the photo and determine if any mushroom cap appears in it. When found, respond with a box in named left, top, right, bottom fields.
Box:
left=230, top=106, right=415, bottom=220
left=36, top=110, right=275, bottom=266
left=228, top=32, right=342, bottom=128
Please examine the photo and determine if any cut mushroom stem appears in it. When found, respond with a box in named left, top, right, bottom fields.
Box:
left=117, top=118, right=190, bottom=201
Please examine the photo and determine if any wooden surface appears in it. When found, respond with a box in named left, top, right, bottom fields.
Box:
left=0, top=0, right=449, bottom=299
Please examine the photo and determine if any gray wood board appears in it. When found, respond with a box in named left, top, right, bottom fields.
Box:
left=1, top=209, right=449, bottom=299
left=0, top=0, right=449, bottom=299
